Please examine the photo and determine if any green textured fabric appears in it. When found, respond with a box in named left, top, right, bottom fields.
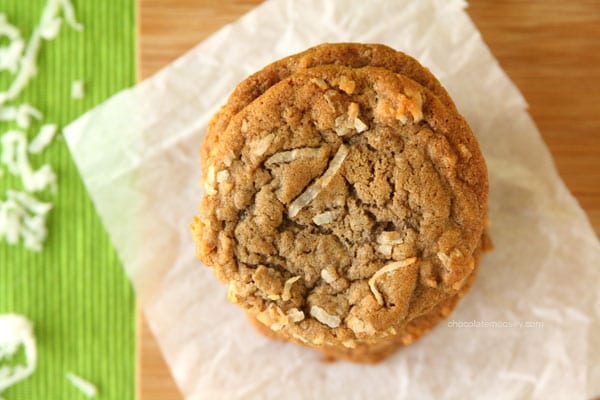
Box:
left=0, top=1, right=136, bottom=399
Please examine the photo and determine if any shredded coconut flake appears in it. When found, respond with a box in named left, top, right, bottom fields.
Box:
left=265, top=147, right=325, bottom=166
left=203, top=165, right=217, bottom=195
left=346, top=315, right=376, bottom=335
left=25, top=164, right=56, bottom=193
left=323, top=90, right=337, bottom=112
left=215, top=169, right=229, bottom=184
left=256, top=306, right=289, bottom=331
left=0, top=190, right=53, bottom=251
left=281, top=276, right=301, bottom=301
left=407, top=90, right=423, bottom=122
left=1, top=130, right=26, bottom=174
left=0, top=14, right=25, bottom=74
left=1, top=130, right=56, bottom=193
left=292, top=333, right=308, bottom=343
left=0, top=314, right=37, bottom=393
left=437, top=252, right=451, bottom=267
left=0, top=15, right=21, bottom=41
left=288, top=144, right=348, bottom=218
left=70, top=79, right=84, bottom=99
left=354, top=117, right=368, bottom=133
left=377, top=244, right=393, bottom=257
left=320, top=268, right=337, bottom=284
left=335, top=103, right=368, bottom=136
left=310, top=77, right=328, bottom=90
left=312, top=210, right=337, bottom=226
left=368, top=258, right=417, bottom=306
left=334, top=115, right=352, bottom=137
left=347, top=102, right=359, bottom=119
left=286, top=308, right=305, bottom=323
left=0, top=0, right=84, bottom=252
left=39, top=17, right=62, bottom=39
left=338, top=76, right=356, bottom=94
left=7, top=190, right=52, bottom=215
left=252, top=133, right=274, bottom=156
left=16, top=104, right=43, bottom=129
left=0, top=0, right=84, bottom=105
left=28, top=124, right=57, bottom=154
left=223, top=150, right=235, bottom=167
left=0, top=106, right=17, bottom=121
left=377, top=231, right=403, bottom=245
left=310, top=305, right=340, bottom=328
left=66, top=373, right=97, bottom=398
left=58, top=0, right=84, bottom=31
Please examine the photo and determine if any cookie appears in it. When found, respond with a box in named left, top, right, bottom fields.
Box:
left=202, top=43, right=458, bottom=171
left=248, top=242, right=483, bottom=363
left=192, top=59, right=489, bottom=362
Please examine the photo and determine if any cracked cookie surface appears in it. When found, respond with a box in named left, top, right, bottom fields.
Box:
left=202, top=42, right=459, bottom=172
left=192, top=62, right=488, bottom=361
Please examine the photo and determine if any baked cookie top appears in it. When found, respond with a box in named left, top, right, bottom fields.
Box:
left=202, top=42, right=458, bottom=171
left=192, top=64, right=487, bottom=346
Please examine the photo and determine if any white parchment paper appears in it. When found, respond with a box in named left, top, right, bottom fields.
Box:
left=63, top=0, right=600, bottom=398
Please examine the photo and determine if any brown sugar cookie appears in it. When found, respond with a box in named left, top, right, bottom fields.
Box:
left=202, top=43, right=459, bottom=172
left=248, top=241, right=483, bottom=364
left=191, top=60, right=489, bottom=363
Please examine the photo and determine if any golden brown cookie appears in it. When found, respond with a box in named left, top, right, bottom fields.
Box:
left=192, top=60, right=489, bottom=363
left=202, top=43, right=459, bottom=172
left=248, top=239, right=483, bottom=364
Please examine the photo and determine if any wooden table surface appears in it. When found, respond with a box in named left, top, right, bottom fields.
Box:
left=137, top=1, right=600, bottom=399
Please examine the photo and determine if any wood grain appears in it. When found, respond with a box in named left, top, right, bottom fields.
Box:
left=138, top=1, right=600, bottom=399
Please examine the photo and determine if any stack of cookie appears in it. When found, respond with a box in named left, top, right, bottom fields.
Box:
left=192, top=43, right=491, bottom=363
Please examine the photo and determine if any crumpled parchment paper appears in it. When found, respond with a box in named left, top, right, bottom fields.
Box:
left=63, top=0, right=600, bottom=398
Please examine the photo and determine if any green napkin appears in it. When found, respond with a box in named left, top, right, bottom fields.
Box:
left=0, top=1, right=136, bottom=399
